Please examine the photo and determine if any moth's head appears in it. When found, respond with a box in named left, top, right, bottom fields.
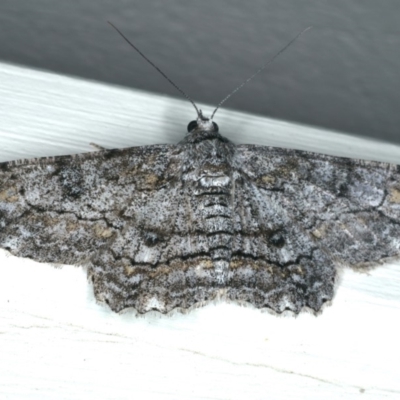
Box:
left=187, top=111, right=219, bottom=133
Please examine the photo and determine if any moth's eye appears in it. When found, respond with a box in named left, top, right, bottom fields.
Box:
left=187, top=120, right=198, bottom=132
left=212, top=122, right=219, bottom=132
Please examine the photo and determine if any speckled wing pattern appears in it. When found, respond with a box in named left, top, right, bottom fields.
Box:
left=1, top=129, right=400, bottom=314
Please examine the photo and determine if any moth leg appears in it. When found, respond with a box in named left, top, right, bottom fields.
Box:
left=89, top=142, right=108, bottom=151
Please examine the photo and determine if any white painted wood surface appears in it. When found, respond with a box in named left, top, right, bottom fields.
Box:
left=0, top=62, right=400, bottom=399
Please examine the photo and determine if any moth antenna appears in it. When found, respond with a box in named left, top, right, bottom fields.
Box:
left=210, top=26, right=312, bottom=120
left=108, top=21, right=202, bottom=118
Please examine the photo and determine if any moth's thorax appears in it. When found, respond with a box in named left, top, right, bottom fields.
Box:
left=180, top=130, right=236, bottom=172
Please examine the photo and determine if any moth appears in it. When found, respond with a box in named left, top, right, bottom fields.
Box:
left=1, top=26, right=399, bottom=314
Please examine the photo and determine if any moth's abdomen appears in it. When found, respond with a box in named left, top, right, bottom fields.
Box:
left=194, top=172, right=234, bottom=284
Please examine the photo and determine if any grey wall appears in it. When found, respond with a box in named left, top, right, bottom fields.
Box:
left=1, top=0, right=399, bottom=143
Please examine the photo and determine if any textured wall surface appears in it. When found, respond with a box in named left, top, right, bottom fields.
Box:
left=1, top=0, right=399, bottom=144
